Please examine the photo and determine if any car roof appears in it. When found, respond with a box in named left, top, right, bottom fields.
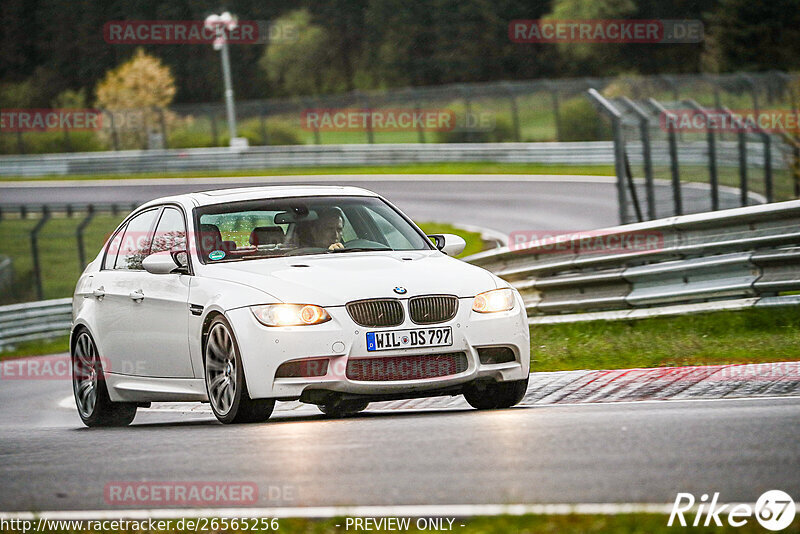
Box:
left=138, top=185, right=380, bottom=211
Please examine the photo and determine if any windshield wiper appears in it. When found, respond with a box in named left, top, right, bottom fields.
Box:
left=329, top=247, right=391, bottom=253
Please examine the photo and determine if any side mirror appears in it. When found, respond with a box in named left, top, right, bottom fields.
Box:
left=142, top=251, right=188, bottom=275
left=427, top=234, right=466, bottom=257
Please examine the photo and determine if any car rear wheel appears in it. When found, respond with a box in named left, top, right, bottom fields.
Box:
left=72, top=330, right=137, bottom=427
left=318, top=399, right=369, bottom=417
left=463, top=376, right=529, bottom=410
left=205, top=317, right=275, bottom=424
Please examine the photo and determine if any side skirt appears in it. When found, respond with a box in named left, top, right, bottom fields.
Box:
left=105, top=373, right=208, bottom=403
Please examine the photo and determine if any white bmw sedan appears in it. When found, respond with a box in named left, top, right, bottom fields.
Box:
left=70, top=186, right=530, bottom=426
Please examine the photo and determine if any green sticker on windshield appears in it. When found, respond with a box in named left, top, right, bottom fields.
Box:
left=208, top=250, right=225, bottom=261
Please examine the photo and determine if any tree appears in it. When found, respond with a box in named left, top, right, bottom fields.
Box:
left=308, top=0, right=369, bottom=92
left=259, top=10, right=344, bottom=95
left=703, top=0, right=800, bottom=72
left=95, top=49, right=176, bottom=148
left=95, top=48, right=176, bottom=110
left=543, top=0, right=637, bottom=76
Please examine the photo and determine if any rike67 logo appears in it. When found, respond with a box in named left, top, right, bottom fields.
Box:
left=669, top=490, right=795, bottom=531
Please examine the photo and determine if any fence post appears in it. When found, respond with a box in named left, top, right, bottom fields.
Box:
left=502, top=82, right=522, bottom=142
left=209, top=112, right=219, bottom=146
left=459, top=85, right=474, bottom=143
left=76, top=205, right=95, bottom=268
left=762, top=132, right=773, bottom=202
left=703, top=74, right=725, bottom=141
left=547, top=83, right=562, bottom=142
left=588, top=89, right=627, bottom=224
left=106, top=110, right=120, bottom=151
left=619, top=97, right=656, bottom=220
left=646, top=98, right=682, bottom=216
left=360, top=92, right=374, bottom=144
left=737, top=123, right=749, bottom=206
left=30, top=206, right=51, bottom=300
left=684, top=99, right=719, bottom=211
left=63, top=129, right=73, bottom=153
left=159, top=108, right=168, bottom=149
left=414, top=98, right=426, bottom=144
left=260, top=107, right=270, bottom=146
left=793, top=140, right=800, bottom=198
left=739, top=107, right=774, bottom=203
left=719, top=107, right=749, bottom=206
left=659, top=75, right=680, bottom=102
left=739, top=73, right=760, bottom=115
left=302, top=98, right=321, bottom=145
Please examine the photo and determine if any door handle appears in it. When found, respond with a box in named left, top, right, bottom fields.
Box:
left=129, top=289, right=144, bottom=302
left=92, top=287, right=105, bottom=299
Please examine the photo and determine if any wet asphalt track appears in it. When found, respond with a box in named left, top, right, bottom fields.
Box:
left=0, top=174, right=796, bottom=514
left=0, top=372, right=798, bottom=512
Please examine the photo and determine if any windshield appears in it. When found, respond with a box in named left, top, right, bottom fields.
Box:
left=194, top=195, right=433, bottom=263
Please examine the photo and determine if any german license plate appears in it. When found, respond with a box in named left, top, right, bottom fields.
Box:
left=366, top=327, right=452, bottom=352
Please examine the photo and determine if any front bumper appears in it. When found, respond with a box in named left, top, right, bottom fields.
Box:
left=227, top=294, right=530, bottom=401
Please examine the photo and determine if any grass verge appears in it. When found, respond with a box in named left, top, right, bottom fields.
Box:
left=0, top=336, right=69, bottom=360
left=0, top=162, right=615, bottom=182
left=530, top=306, right=800, bottom=372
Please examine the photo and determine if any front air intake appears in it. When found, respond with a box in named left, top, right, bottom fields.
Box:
left=346, top=298, right=404, bottom=328
left=409, top=295, right=458, bottom=324
left=346, top=352, right=468, bottom=381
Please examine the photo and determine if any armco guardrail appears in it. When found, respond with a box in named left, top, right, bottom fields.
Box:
left=0, top=298, right=71, bottom=350
left=0, top=141, right=787, bottom=177
left=464, top=199, right=800, bottom=323
left=2, top=201, right=800, bottom=349
left=0, top=142, right=614, bottom=176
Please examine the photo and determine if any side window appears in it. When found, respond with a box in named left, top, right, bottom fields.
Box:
left=151, top=208, right=187, bottom=254
left=114, top=209, right=159, bottom=270
left=102, top=226, right=125, bottom=270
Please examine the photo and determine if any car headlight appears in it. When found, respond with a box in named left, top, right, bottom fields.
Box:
left=472, top=288, right=515, bottom=313
left=250, top=304, right=331, bottom=326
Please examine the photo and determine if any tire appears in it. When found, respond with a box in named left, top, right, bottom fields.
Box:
left=204, top=316, right=275, bottom=424
left=463, top=376, right=529, bottom=410
left=318, top=399, right=369, bottom=418
left=71, top=329, right=137, bottom=427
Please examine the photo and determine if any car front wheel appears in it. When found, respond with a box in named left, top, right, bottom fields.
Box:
left=205, top=317, right=275, bottom=424
left=72, top=329, right=137, bottom=427
left=463, top=377, right=529, bottom=410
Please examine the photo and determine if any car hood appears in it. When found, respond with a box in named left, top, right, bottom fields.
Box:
left=201, top=250, right=501, bottom=306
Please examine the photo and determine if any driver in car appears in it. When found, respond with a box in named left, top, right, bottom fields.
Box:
left=296, top=207, right=345, bottom=250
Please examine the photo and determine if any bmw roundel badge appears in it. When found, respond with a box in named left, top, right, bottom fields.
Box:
left=393, top=286, right=407, bottom=295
